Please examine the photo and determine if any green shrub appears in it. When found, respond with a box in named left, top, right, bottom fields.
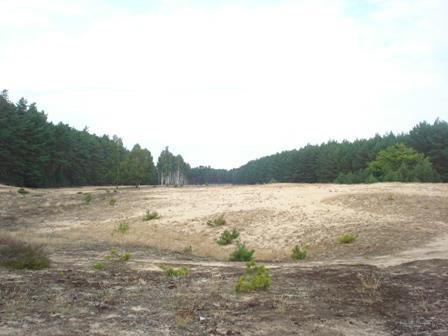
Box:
left=143, top=210, right=160, bottom=221
left=109, top=198, right=117, bottom=206
left=84, top=193, right=92, bottom=204
left=93, top=262, right=105, bottom=270
left=0, top=236, right=50, bottom=270
left=338, top=233, right=357, bottom=244
left=107, top=249, right=131, bottom=262
left=235, top=261, right=271, bottom=293
left=182, top=245, right=193, bottom=254
left=119, top=252, right=131, bottom=262
left=207, top=214, right=226, bottom=227
left=163, top=266, right=189, bottom=277
left=291, top=245, right=307, bottom=261
left=114, top=222, right=129, bottom=234
left=217, top=229, right=240, bottom=245
left=229, top=243, right=254, bottom=262
left=17, top=188, right=29, bottom=195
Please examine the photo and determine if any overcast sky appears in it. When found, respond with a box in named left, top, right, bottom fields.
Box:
left=1, top=0, right=447, bottom=169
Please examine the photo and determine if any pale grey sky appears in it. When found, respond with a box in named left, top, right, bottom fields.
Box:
left=1, top=0, right=447, bottom=169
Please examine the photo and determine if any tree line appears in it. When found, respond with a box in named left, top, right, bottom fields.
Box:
left=225, top=119, right=447, bottom=184
left=0, top=90, right=157, bottom=187
left=1, top=90, right=446, bottom=187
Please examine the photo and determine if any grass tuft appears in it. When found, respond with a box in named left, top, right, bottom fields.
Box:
left=84, top=193, right=92, bottom=204
left=338, top=233, right=357, bottom=244
left=207, top=214, right=226, bottom=227
left=163, top=266, right=189, bottom=277
left=107, top=249, right=131, bottom=262
left=0, top=235, right=50, bottom=270
left=93, top=262, right=105, bottom=270
left=291, top=245, right=307, bottom=261
left=114, top=222, right=129, bottom=234
left=143, top=210, right=160, bottom=221
left=17, top=188, right=29, bottom=195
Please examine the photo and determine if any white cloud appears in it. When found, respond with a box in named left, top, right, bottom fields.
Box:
left=1, top=0, right=447, bottom=168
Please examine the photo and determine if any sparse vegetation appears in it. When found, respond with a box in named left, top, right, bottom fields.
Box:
left=207, top=214, right=226, bottom=227
left=17, top=188, right=29, bottom=195
left=229, top=243, right=254, bottom=261
left=143, top=210, right=160, bottom=221
left=291, top=245, right=307, bottom=261
left=93, top=262, right=105, bottom=270
left=163, top=266, right=189, bottom=277
left=114, top=222, right=129, bottom=234
left=0, top=235, right=50, bottom=270
left=84, top=193, right=92, bottom=204
left=235, top=261, right=272, bottom=293
left=338, top=233, right=357, bottom=244
left=217, top=228, right=240, bottom=245
left=182, top=245, right=193, bottom=254
left=109, top=198, right=117, bottom=206
left=107, top=249, right=131, bottom=262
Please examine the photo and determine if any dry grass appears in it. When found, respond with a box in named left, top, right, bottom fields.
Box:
left=0, top=235, right=50, bottom=270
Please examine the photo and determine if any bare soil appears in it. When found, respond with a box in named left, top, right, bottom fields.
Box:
left=1, top=183, right=448, bottom=335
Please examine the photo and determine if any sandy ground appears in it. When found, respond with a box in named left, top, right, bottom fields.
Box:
left=1, top=183, right=448, bottom=335
left=1, top=183, right=447, bottom=262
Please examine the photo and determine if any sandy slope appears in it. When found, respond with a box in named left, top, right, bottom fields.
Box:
left=1, top=183, right=447, bottom=262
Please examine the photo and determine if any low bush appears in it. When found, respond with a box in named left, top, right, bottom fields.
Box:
left=182, top=245, right=193, bottom=254
left=291, top=245, right=307, bottom=261
left=107, top=249, right=131, bottom=262
left=0, top=235, right=50, bottom=270
left=109, top=198, right=117, bottom=206
left=338, top=233, right=357, bottom=244
left=84, top=193, right=92, bottom=204
left=17, top=188, right=29, bottom=195
left=217, top=229, right=240, bottom=245
left=229, top=243, right=254, bottom=262
left=163, top=266, right=189, bottom=277
left=207, top=214, right=226, bottom=227
left=235, top=261, right=271, bottom=293
left=143, top=210, right=160, bottom=221
left=114, top=222, right=129, bottom=234
left=93, top=262, right=105, bottom=270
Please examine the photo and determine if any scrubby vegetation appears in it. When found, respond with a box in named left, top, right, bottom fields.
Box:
left=109, top=198, right=117, bottom=206
left=338, top=233, right=357, bottom=244
left=217, top=229, right=240, bottom=245
left=93, top=262, right=105, bottom=270
left=114, top=222, right=129, bottom=234
left=107, top=249, right=131, bottom=262
left=207, top=214, right=226, bottom=227
left=143, top=210, right=160, bottom=221
left=0, top=235, right=50, bottom=270
left=182, top=245, right=193, bottom=254
left=291, top=245, right=307, bottom=261
left=163, top=266, right=189, bottom=277
left=17, top=188, right=29, bottom=195
left=235, top=261, right=272, bottom=293
left=229, top=243, right=254, bottom=262
left=84, top=193, right=92, bottom=204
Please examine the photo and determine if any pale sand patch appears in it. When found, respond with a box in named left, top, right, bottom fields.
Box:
left=1, top=183, right=447, bottom=261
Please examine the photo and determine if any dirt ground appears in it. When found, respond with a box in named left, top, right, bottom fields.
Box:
left=1, top=183, right=448, bottom=335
